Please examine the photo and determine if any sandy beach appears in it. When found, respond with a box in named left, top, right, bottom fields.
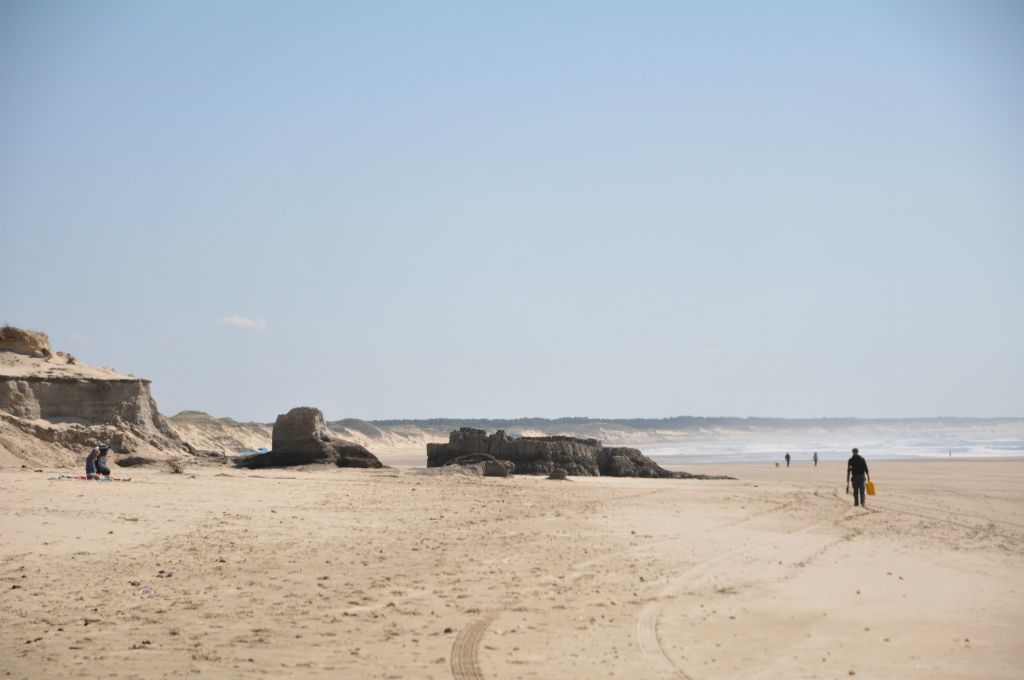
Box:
left=5, top=2, right=1022, bottom=677
left=2, top=456, right=1022, bottom=679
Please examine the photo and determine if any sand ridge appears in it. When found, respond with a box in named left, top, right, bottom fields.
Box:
left=0, top=350, right=132, bottom=382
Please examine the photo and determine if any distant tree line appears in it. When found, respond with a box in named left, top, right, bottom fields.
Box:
left=364, top=416, right=1019, bottom=431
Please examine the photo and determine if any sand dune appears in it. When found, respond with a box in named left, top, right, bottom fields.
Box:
left=2, top=458, right=1021, bottom=679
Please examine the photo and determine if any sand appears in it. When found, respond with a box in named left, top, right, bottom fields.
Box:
left=2, top=457, right=1022, bottom=679
left=0, top=351, right=129, bottom=381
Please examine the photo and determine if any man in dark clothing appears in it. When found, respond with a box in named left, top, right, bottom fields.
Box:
left=785, top=452, right=791, bottom=468
left=846, top=447, right=870, bottom=507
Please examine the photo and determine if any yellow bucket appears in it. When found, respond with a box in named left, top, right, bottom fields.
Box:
left=866, top=480, right=876, bottom=496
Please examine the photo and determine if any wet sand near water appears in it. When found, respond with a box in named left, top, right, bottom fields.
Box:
left=2, top=458, right=1022, bottom=679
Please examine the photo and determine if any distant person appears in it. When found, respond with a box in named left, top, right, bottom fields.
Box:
left=846, top=447, right=870, bottom=507
left=785, top=452, right=791, bottom=468
left=813, top=451, right=819, bottom=467
left=86, top=445, right=111, bottom=479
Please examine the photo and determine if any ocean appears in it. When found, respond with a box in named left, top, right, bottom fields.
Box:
left=643, top=437, right=1024, bottom=464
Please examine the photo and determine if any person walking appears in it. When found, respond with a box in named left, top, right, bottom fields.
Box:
left=846, top=447, right=870, bottom=507
left=785, top=452, right=791, bottom=468
left=813, top=451, right=819, bottom=467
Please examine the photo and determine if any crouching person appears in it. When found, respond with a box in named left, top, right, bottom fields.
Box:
left=86, top=445, right=111, bottom=479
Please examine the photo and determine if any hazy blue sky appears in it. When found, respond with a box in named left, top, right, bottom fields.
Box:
left=2, top=1, right=1021, bottom=421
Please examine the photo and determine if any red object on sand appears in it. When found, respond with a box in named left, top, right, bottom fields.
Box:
left=73, top=476, right=132, bottom=482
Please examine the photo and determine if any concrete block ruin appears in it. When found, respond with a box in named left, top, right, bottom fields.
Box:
left=427, top=427, right=701, bottom=478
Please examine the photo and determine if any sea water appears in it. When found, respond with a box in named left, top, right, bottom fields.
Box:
left=643, top=437, right=1024, bottom=464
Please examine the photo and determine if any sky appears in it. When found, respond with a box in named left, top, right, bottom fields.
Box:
left=1, top=1, right=1022, bottom=421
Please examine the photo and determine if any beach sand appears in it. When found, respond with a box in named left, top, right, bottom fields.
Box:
left=2, top=457, right=1022, bottom=679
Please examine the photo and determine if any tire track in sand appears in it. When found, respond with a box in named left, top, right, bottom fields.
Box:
left=448, top=489, right=806, bottom=680
left=634, top=490, right=851, bottom=679
left=450, top=607, right=504, bottom=680
left=870, top=496, right=1024, bottom=534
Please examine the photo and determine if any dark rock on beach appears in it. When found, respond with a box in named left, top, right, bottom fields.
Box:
left=235, top=407, right=383, bottom=469
left=428, top=428, right=602, bottom=475
left=428, top=428, right=729, bottom=479
left=483, top=460, right=515, bottom=477
left=597, top=447, right=676, bottom=478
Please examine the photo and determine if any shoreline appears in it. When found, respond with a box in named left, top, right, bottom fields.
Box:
left=671, top=454, right=1024, bottom=466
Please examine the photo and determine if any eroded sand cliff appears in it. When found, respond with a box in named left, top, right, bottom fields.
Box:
left=0, top=327, right=188, bottom=467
